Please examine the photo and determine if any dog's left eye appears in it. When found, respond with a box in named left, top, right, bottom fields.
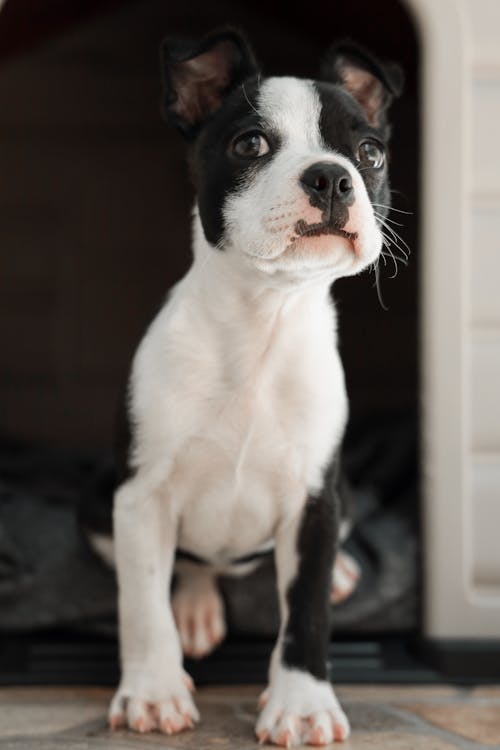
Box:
left=357, top=140, right=385, bottom=169
left=232, top=132, right=270, bottom=159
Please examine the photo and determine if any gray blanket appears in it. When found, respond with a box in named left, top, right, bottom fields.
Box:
left=0, top=414, right=418, bottom=635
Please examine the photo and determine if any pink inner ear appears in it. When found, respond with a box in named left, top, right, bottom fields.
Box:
left=172, top=42, right=234, bottom=127
left=342, top=66, right=385, bottom=127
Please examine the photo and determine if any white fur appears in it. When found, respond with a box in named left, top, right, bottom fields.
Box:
left=127, top=229, right=348, bottom=561
left=109, top=480, right=199, bottom=732
left=256, top=664, right=350, bottom=745
left=110, top=76, right=382, bottom=741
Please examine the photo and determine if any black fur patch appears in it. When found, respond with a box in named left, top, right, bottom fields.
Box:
left=189, top=76, right=282, bottom=247
left=282, top=453, right=341, bottom=680
left=315, top=81, right=392, bottom=217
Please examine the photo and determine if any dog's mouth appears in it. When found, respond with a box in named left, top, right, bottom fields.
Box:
left=292, top=218, right=358, bottom=243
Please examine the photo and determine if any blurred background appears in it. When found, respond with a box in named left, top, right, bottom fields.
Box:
left=0, top=0, right=418, bottom=449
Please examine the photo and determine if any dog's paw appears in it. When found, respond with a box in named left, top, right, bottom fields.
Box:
left=173, top=573, right=226, bottom=658
left=256, top=668, right=349, bottom=747
left=331, top=549, right=361, bottom=605
left=108, top=669, right=199, bottom=735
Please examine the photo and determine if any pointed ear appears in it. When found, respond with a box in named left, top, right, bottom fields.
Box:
left=320, top=41, right=403, bottom=128
left=160, top=29, right=259, bottom=140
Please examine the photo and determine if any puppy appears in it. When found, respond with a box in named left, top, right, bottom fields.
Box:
left=106, top=29, right=402, bottom=747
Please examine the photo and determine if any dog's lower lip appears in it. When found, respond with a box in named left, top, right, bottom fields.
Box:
left=293, top=218, right=358, bottom=243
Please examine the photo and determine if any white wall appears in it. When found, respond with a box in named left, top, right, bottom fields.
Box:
left=412, top=0, right=500, bottom=638
left=465, top=0, right=500, bottom=596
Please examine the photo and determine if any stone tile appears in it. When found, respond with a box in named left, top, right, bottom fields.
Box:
left=193, top=685, right=263, bottom=704
left=337, top=686, right=461, bottom=704
left=343, top=732, right=462, bottom=749
left=345, top=703, right=415, bottom=733
left=401, top=703, right=500, bottom=746
left=0, top=695, right=106, bottom=738
left=0, top=685, right=496, bottom=750
left=0, top=738, right=175, bottom=750
left=85, top=690, right=259, bottom=750
left=0, top=686, right=112, bottom=703
left=470, top=686, right=500, bottom=700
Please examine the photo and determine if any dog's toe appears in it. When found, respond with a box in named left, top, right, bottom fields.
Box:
left=306, top=711, right=333, bottom=745
left=158, top=694, right=199, bottom=734
left=127, top=697, right=158, bottom=733
left=108, top=691, right=127, bottom=730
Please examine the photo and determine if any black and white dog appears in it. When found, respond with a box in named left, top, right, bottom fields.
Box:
left=105, top=29, right=402, bottom=747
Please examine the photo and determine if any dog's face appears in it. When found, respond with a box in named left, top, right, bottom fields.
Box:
left=162, top=31, right=403, bottom=281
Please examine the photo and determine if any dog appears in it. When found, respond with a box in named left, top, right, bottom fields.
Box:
left=103, top=28, right=403, bottom=747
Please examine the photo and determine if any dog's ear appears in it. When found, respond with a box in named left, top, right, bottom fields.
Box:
left=161, top=29, right=258, bottom=139
left=320, top=41, right=403, bottom=128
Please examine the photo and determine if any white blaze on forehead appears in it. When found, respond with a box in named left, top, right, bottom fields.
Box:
left=257, top=77, right=323, bottom=150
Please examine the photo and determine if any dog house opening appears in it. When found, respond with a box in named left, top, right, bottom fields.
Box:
left=0, top=0, right=420, bottom=682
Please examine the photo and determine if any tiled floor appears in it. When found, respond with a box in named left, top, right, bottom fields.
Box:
left=0, top=684, right=499, bottom=749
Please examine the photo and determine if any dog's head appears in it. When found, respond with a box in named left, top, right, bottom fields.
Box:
left=161, top=29, right=403, bottom=281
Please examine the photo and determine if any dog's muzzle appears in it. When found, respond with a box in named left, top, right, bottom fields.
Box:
left=296, top=161, right=358, bottom=242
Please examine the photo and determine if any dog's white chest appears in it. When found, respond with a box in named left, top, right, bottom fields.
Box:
left=131, top=263, right=347, bottom=561
left=174, top=360, right=339, bottom=558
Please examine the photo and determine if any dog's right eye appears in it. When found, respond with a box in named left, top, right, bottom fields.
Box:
left=232, top=132, right=270, bottom=159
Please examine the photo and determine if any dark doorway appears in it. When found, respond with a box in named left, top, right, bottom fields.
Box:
left=0, top=0, right=420, bottom=682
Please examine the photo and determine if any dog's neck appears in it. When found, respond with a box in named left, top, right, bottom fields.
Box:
left=189, top=210, right=337, bottom=318
left=181, top=212, right=338, bottom=393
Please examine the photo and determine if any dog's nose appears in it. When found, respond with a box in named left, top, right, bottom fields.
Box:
left=299, top=162, right=354, bottom=206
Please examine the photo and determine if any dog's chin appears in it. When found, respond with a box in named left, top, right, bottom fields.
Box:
left=283, top=226, right=382, bottom=277
left=238, top=222, right=382, bottom=280
left=283, top=233, right=355, bottom=272
left=288, top=222, right=383, bottom=268
left=246, top=235, right=357, bottom=280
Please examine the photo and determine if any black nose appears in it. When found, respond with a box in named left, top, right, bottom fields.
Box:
left=299, top=162, right=354, bottom=207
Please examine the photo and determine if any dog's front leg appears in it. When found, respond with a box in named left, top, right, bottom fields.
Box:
left=256, top=491, right=350, bottom=747
left=109, top=477, right=199, bottom=734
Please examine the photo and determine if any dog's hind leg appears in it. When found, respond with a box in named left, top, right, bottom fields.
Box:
left=172, top=565, right=226, bottom=658
left=331, top=548, right=361, bottom=604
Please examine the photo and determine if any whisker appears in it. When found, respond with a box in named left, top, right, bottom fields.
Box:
left=382, top=242, right=399, bottom=278
left=373, top=211, right=410, bottom=242
left=371, top=259, right=389, bottom=310
left=375, top=214, right=410, bottom=259
left=380, top=233, right=409, bottom=262
left=378, top=214, right=405, bottom=227
left=381, top=249, right=408, bottom=266
left=382, top=232, right=410, bottom=260
left=241, top=82, right=259, bottom=116
left=371, top=203, right=413, bottom=215
left=380, top=231, right=408, bottom=263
